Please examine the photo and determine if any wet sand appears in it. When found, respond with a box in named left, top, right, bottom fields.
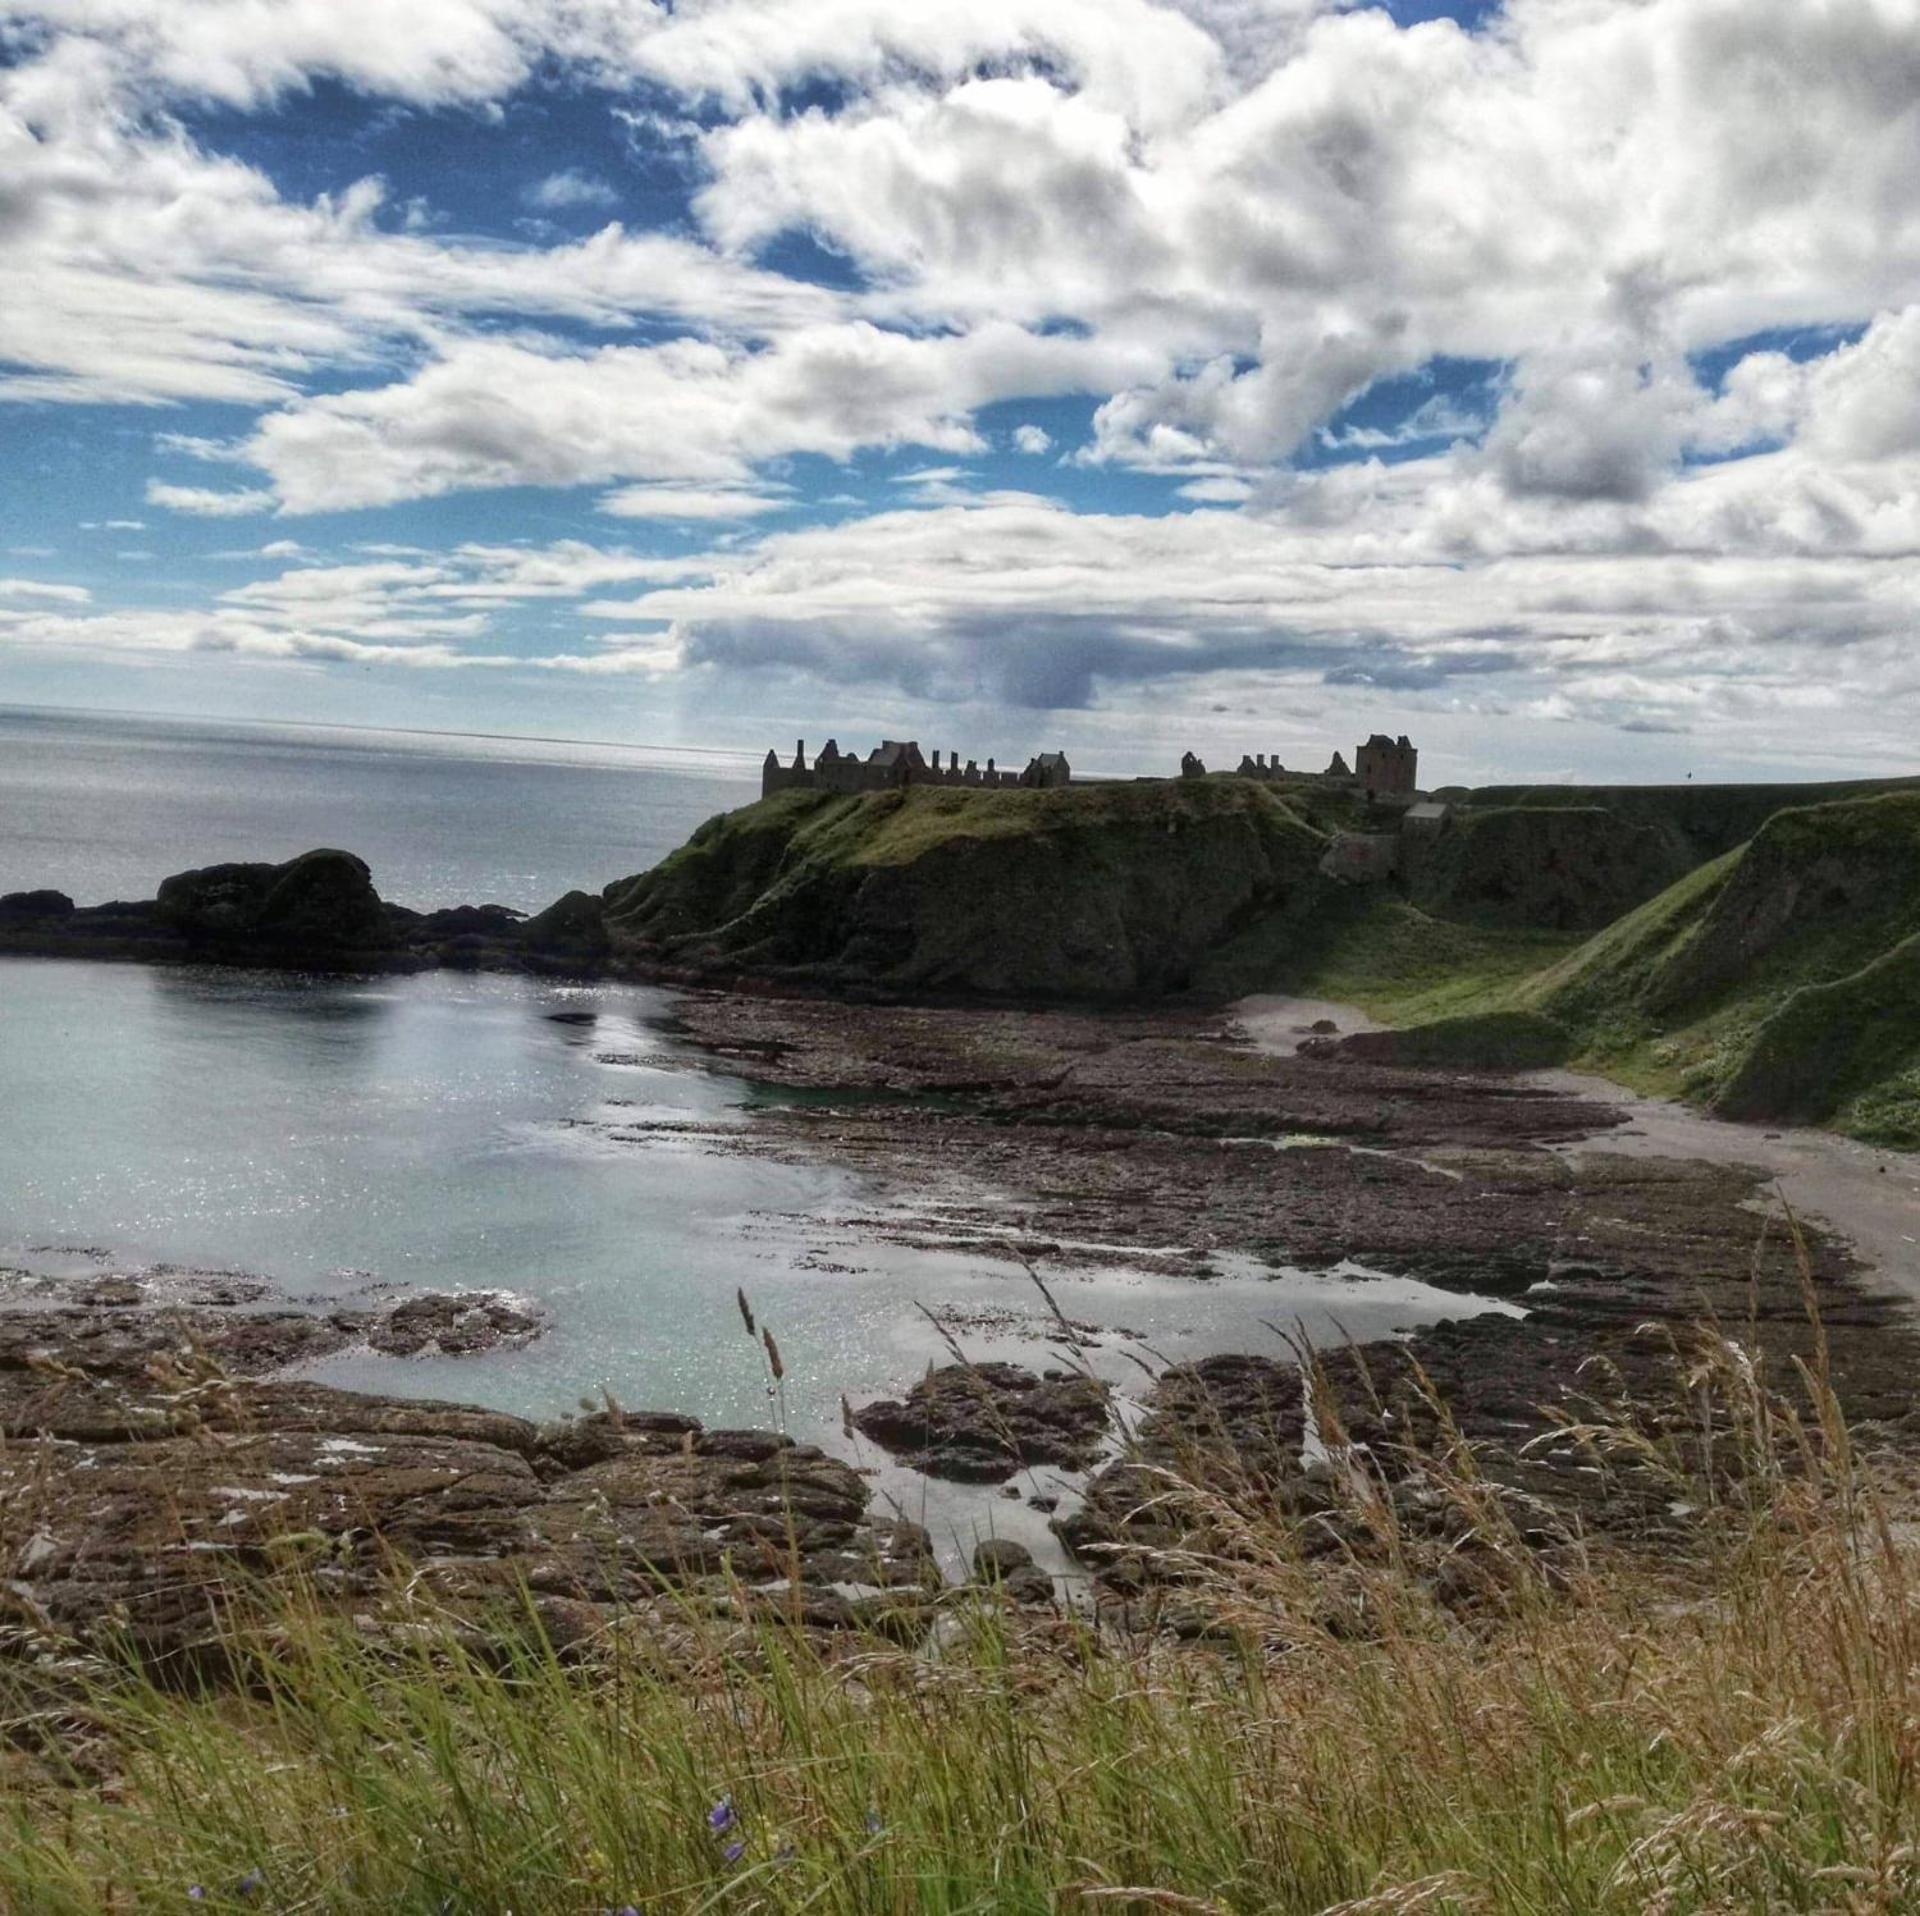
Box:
left=1535, top=1069, right=1920, bottom=1303
left=1237, top=994, right=1920, bottom=1308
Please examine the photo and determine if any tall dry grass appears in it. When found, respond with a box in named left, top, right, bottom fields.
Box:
left=6, top=1238, right=1920, bottom=1914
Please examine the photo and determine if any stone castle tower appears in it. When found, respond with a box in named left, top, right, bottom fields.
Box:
left=1355, top=734, right=1417, bottom=801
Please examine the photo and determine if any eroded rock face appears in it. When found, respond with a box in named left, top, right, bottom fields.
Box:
left=1056, top=1354, right=1313, bottom=1585
left=0, top=1279, right=553, bottom=1378
left=0, top=1302, right=362, bottom=1383
left=599, top=779, right=1332, bottom=999
left=853, top=1362, right=1111, bottom=1482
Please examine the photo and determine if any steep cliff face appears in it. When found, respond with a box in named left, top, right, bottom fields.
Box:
left=1647, top=794, right=1920, bottom=1013
left=600, top=781, right=1331, bottom=998
left=1402, top=805, right=1689, bottom=932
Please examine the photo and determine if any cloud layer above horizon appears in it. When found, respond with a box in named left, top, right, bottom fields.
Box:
left=3, top=0, right=1919, bottom=779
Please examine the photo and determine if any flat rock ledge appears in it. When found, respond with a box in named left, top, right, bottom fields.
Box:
left=0, top=1269, right=551, bottom=1369
left=852, top=1361, right=1112, bottom=1482
left=0, top=1301, right=937, bottom=1666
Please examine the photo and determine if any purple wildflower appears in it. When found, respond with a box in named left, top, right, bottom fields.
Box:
left=721, top=1839, right=746, bottom=1866
left=707, top=1796, right=735, bottom=1832
left=864, top=1810, right=885, bottom=1834
left=234, top=1872, right=264, bottom=1899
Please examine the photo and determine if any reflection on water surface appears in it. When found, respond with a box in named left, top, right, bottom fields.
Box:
left=1, top=959, right=1521, bottom=1560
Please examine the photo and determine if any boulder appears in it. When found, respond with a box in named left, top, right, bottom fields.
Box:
left=368, top=1291, right=548, bottom=1358
left=970, top=1537, right=1054, bottom=1605
left=852, top=1362, right=1112, bottom=1482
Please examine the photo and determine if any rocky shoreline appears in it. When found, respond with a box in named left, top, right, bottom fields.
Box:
left=0, top=1263, right=947, bottom=1665
left=6, top=965, right=1919, bottom=1670
left=664, top=991, right=1920, bottom=1535
left=7, top=831, right=1920, bottom=1666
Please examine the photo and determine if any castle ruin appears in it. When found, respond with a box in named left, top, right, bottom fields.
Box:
left=1355, top=734, right=1418, bottom=801
left=1231, top=747, right=1359, bottom=785
left=1205, top=735, right=1414, bottom=800
left=762, top=739, right=1071, bottom=801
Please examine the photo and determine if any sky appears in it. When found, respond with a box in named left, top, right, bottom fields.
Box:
left=2, top=0, right=1918, bottom=785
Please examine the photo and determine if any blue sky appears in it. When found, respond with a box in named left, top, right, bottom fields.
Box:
left=2, top=0, right=1918, bottom=784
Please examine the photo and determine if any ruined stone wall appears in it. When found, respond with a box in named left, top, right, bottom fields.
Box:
left=762, top=740, right=1052, bottom=800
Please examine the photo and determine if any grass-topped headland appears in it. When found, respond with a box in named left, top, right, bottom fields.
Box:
left=601, top=777, right=1331, bottom=998
left=1452, top=770, right=1920, bottom=869
left=8, top=762, right=1916, bottom=1144
left=582, top=768, right=1920, bottom=1144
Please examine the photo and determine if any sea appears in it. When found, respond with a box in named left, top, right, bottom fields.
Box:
left=0, top=706, right=1517, bottom=1558
left=0, top=704, right=763, bottom=909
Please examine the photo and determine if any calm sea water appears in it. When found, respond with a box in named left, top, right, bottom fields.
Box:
left=0, top=710, right=1518, bottom=1557
left=0, top=706, right=760, bottom=909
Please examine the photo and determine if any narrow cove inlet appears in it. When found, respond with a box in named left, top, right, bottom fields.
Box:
left=0, top=956, right=1528, bottom=1571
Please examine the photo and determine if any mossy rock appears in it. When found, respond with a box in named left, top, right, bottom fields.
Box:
left=1327, top=1011, right=1576, bottom=1073
left=521, top=888, right=609, bottom=959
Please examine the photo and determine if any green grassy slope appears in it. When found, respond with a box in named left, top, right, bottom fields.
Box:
left=601, top=778, right=1332, bottom=998
left=1196, top=888, right=1580, bottom=1021
left=1407, top=792, right=1920, bottom=1144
